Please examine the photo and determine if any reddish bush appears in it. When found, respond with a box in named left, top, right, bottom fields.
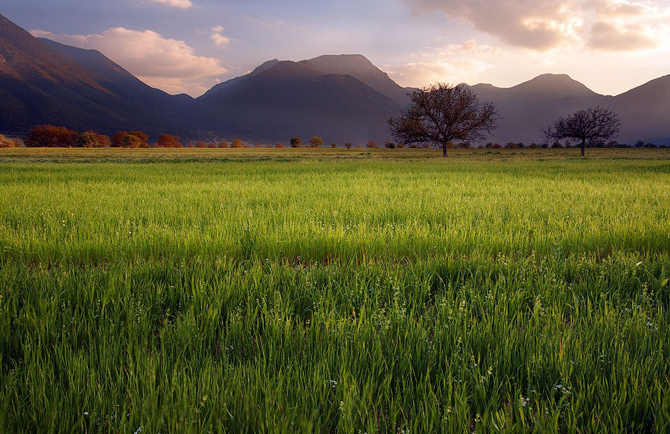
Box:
left=367, top=140, right=378, bottom=148
left=231, top=139, right=244, bottom=148
left=219, top=140, right=230, bottom=148
left=275, top=143, right=284, bottom=148
left=0, top=134, right=16, bottom=148
left=156, top=134, right=182, bottom=148
left=25, top=125, right=78, bottom=147
left=112, top=131, right=149, bottom=148
left=75, top=131, right=109, bottom=148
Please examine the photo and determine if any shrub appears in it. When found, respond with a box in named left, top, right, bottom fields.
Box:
left=121, top=134, right=142, bottom=148
left=254, top=143, right=262, bottom=148
left=367, top=140, right=378, bottom=148
left=275, top=143, right=284, bottom=148
left=385, top=141, right=396, bottom=149
left=156, top=134, right=182, bottom=148
left=196, top=141, right=207, bottom=148
left=208, top=142, right=218, bottom=148
left=345, top=143, right=352, bottom=150
left=112, top=131, right=149, bottom=148
left=0, top=134, right=16, bottom=148
left=25, top=125, right=78, bottom=147
left=75, top=131, right=104, bottom=148
left=308, top=136, right=324, bottom=148
left=551, top=141, right=564, bottom=148
left=331, top=143, right=337, bottom=148
left=231, top=139, right=244, bottom=148
left=219, top=140, right=230, bottom=148
left=290, top=137, right=302, bottom=148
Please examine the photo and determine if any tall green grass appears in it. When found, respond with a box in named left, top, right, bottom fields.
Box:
left=0, top=153, right=668, bottom=432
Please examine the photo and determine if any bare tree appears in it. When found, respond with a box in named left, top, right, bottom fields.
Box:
left=389, top=83, right=499, bottom=157
left=543, top=107, right=621, bottom=157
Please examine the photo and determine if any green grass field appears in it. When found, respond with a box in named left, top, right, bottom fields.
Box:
left=1, top=148, right=668, bottom=432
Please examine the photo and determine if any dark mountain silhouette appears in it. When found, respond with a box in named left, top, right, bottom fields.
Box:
left=190, top=60, right=402, bottom=143
left=0, top=13, right=187, bottom=136
left=307, top=54, right=412, bottom=106
left=1, top=13, right=668, bottom=145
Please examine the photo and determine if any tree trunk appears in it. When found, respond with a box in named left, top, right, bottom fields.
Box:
left=581, top=138, right=586, bottom=157
left=442, top=142, right=448, bottom=157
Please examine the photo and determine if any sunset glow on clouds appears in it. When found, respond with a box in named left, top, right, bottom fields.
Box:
left=9, top=0, right=669, bottom=96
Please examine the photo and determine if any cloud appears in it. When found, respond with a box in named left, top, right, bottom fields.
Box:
left=145, top=0, right=193, bottom=9
left=388, top=40, right=503, bottom=87
left=403, top=0, right=669, bottom=52
left=31, top=28, right=228, bottom=96
left=210, top=26, right=232, bottom=47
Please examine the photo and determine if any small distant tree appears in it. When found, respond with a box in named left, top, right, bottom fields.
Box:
left=389, top=83, right=499, bottom=157
left=330, top=143, right=337, bottom=148
left=231, top=139, right=244, bottom=148
left=254, top=143, right=262, bottom=148
left=208, top=142, right=218, bottom=148
left=120, top=134, right=141, bottom=148
left=385, top=141, right=396, bottom=149
left=308, top=136, right=324, bottom=148
left=25, top=125, right=78, bottom=147
left=367, top=140, right=378, bottom=148
left=156, top=134, right=182, bottom=148
left=290, top=137, right=302, bottom=148
left=112, top=131, right=149, bottom=148
left=195, top=141, right=207, bottom=148
left=0, top=134, right=16, bottom=148
left=219, top=140, right=230, bottom=148
left=75, top=131, right=105, bottom=148
left=345, top=142, right=352, bottom=150
left=543, top=106, right=621, bottom=157
left=128, top=131, right=149, bottom=148
left=275, top=143, right=284, bottom=148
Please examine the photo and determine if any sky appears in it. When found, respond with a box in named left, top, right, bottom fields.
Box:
left=4, top=0, right=670, bottom=97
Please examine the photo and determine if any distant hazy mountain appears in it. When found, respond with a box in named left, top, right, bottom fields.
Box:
left=1, top=13, right=668, bottom=144
left=190, top=60, right=402, bottom=143
left=0, top=13, right=187, bottom=136
left=470, top=74, right=669, bottom=145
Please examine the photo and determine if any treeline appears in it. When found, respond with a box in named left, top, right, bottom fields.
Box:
left=4, top=125, right=665, bottom=149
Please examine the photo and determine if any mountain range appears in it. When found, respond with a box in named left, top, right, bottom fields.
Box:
left=0, top=13, right=668, bottom=145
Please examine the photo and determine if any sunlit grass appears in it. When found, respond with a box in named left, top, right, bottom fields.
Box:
left=0, top=150, right=668, bottom=432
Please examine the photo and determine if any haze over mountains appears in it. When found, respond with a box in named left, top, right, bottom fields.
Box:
left=0, top=14, right=668, bottom=145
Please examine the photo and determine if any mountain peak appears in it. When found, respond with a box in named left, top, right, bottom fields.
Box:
left=513, top=73, right=597, bottom=97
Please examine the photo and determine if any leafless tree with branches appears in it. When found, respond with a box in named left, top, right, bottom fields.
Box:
left=543, top=107, right=621, bottom=157
left=389, top=83, right=499, bottom=157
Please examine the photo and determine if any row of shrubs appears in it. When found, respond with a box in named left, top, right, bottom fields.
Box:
left=2, top=125, right=665, bottom=149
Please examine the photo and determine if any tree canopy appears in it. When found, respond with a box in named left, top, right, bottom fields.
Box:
left=389, top=83, right=499, bottom=157
left=543, top=107, right=621, bottom=157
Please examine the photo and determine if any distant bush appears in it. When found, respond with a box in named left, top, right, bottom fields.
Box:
left=540, top=143, right=549, bottom=148
left=112, top=131, right=149, bottom=148
left=156, top=134, right=182, bottom=148
left=345, top=143, right=352, bottom=150
left=208, top=142, right=218, bottom=148
left=551, top=141, right=564, bottom=148
left=0, top=134, right=16, bottom=148
left=75, top=131, right=108, bottom=148
left=275, top=143, right=284, bottom=148
left=290, top=137, right=302, bottom=148
left=385, top=141, right=396, bottom=149
left=218, top=140, right=230, bottom=148
left=25, top=125, right=78, bottom=147
left=309, top=136, right=324, bottom=148
left=457, top=142, right=472, bottom=149
left=331, top=143, right=337, bottom=148
left=231, top=139, right=244, bottom=148
left=367, top=140, right=378, bottom=149
left=529, top=143, right=538, bottom=149
left=254, top=143, right=262, bottom=148
left=121, top=134, right=143, bottom=148
left=195, top=141, right=207, bottom=148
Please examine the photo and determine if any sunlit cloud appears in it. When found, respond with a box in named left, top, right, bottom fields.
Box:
left=402, top=0, right=670, bottom=52
left=210, top=26, right=232, bottom=47
left=31, top=28, right=228, bottom=96
left=144, top=0, right=193, bottom=9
